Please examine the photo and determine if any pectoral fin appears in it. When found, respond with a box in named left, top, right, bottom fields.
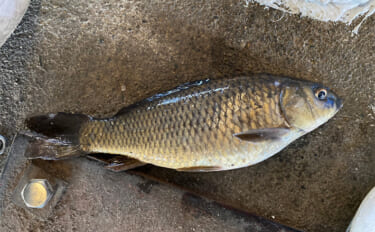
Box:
left=233, top=128, right=290, bottom=142
left=177, top=166, right=223, bottom=172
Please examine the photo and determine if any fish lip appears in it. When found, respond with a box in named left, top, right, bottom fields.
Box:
left=336, top=97, right=344, bottom=110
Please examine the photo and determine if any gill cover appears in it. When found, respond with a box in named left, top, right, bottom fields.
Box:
left=280, top=85, right=314, bottom=131
left=280, top=81, right=342, bottom=132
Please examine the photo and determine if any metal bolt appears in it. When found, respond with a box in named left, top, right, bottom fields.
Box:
left=0, top=135, right=5, bottom=155
left=21, top=179, right=54, bottom=208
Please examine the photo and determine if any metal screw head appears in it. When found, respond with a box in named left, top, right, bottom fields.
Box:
left=21, top=179, right=54, bottom=208
left=0, top=135, right=5, bottom=155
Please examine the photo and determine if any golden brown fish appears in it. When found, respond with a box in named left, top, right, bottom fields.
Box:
left=26, top=74, right=342, bottom=172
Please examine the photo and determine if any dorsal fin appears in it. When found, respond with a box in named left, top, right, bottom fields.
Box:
left=115, top=79, right=210, bottom=116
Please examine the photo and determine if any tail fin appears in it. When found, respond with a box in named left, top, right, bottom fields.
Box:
left=25, top=113, right=90, bottom=160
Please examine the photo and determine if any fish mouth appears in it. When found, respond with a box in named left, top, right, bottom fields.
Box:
left=336, top=98, right=344, bottom=110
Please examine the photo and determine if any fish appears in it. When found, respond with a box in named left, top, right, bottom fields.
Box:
left=25, top=74, right=343, bottom=172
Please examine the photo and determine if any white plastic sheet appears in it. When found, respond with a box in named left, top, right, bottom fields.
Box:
left=347, top=187, right=375, bottom=232
left=248, top=0, right=375, bottom=34
left=0, top=0, right=30, bottom=47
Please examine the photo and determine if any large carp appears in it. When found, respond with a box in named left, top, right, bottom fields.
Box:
left=26, top=74, right=342, bottom=172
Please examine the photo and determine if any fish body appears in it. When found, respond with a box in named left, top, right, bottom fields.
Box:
left=81, top=76, right=298, bottom=170
left=26, top=74, right=342, bottom=172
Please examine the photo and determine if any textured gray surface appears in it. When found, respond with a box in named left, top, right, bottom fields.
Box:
left=0, top=135, right=301, bottom=232
left=0, top=0, right=374, bottom=231
left=0, top=0, right=30, bottom=48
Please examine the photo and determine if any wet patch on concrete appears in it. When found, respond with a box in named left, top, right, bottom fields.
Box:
left=136, top=180, right=158, bottom=194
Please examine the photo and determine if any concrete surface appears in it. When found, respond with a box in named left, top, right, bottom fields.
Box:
left=0, top=0, right=374, bottom=231
left=0, top=134, right=301, bottom=232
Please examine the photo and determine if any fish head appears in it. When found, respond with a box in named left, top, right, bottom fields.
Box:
left=280, top=80, right=343, bottom=132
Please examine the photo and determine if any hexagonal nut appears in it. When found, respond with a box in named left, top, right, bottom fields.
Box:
left=21, top=179, right=54, bottom=209
left=0, top=135, right=5, bottom=155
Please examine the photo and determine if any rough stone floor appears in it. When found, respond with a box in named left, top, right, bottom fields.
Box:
left=0, top=0, right=374, bottom=231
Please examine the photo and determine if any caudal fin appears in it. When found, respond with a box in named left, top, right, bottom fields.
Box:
left=25, top=113, right=90, bottom=160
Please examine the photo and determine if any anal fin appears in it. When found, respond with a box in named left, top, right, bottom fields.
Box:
left=87, top=154, right=146, bottom=172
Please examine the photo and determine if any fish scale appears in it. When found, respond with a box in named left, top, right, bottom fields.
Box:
left=78, top=76, right=289, bottom=170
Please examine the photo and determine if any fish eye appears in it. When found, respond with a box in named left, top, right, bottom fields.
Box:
left=315, top=88, right=327, bottom=100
